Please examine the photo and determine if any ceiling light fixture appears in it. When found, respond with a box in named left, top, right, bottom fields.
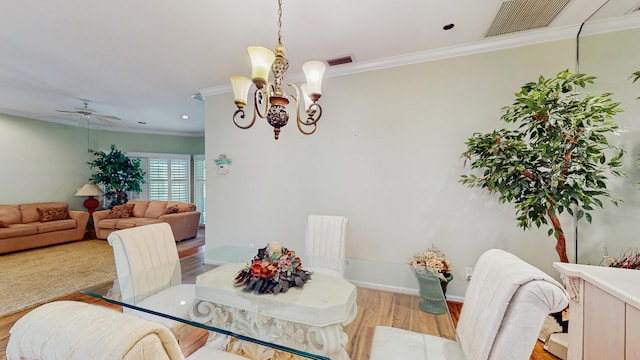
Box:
left=230, top=0, right=326, bottom=140
left=181, top=115, right=190, bottom=120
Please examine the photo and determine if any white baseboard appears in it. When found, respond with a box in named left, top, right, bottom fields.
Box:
left=349, top=279, right=465, bottom=303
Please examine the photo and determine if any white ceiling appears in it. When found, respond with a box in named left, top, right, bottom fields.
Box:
left=1, top=0, right=638, bottom=136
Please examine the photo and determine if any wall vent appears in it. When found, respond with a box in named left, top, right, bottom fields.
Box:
left=485, top=0, right=571, bottom=37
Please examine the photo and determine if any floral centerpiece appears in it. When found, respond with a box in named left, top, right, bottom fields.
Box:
left=603, top=249, right=640, bottom=270
left=408, top=245, right=452, bottom=281
left=234, top=242, right=312, bottom=295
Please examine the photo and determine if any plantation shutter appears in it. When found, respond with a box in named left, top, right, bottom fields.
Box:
left=193, top=155, right=206, bottom=224
left=128, top=153, right=191, bottom=203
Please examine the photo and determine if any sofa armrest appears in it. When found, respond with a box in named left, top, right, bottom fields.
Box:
left=68, top=210, right=90, bottom=240
left=158, top=211, right=201, bottom=241
left=92, top=209, right=110, bottom=229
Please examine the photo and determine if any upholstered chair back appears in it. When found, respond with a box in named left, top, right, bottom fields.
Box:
left=456, top=249, right=569, bottom=360
left=304, top=215, right=348, bottom=277
left=108, top=222, right=182, bottom=305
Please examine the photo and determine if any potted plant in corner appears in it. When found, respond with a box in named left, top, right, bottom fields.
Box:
left=460, top=70, right=626, bottom=263
left=87, top=144, right=145, bottom=208
left=408, top=245, right=452, bottom=314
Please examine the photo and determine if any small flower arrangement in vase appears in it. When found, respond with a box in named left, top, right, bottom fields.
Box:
left=408, top=245, right=453, bottom=282
left=408, top=245, right=453, bottom=314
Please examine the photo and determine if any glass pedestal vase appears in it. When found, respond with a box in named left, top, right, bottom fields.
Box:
left=415, top=272, right=453, bottom=315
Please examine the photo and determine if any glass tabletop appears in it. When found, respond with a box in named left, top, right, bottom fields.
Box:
left=82, top=244, right=455, bottom=359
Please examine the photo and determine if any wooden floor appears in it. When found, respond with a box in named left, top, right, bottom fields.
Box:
left=0, top=239, right=557, bottom=360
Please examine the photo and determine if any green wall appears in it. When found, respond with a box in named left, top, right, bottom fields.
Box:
left=0, top=114, right=204, bottom=210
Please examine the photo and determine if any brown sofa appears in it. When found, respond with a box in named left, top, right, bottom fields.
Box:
left=0, top=202, right=90, bottom=254
left=92, top=200, right=201, bottom=242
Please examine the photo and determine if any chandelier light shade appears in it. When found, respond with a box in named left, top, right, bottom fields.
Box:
left=231, top=0, right=326, bottom=140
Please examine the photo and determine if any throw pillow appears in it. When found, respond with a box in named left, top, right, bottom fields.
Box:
left=106, top=204, right=135, bottom=219
left=37, top=207, right=70, bottom=222
left=165, top=204, right=179, bottom=214
left=0, top=220, right=8, bottom=228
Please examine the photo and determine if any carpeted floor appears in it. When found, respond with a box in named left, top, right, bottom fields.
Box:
left=0, top=240, right=116, bottom=317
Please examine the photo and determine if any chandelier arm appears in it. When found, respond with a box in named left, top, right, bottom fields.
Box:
left=288, top=82, right=318, bottom=135
left=255, top=87, right=269, bottom=119
left=232, top=108, right=256, bottom=129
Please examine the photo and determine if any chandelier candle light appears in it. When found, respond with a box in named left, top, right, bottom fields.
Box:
left=230, top=0, right=326, bottom=140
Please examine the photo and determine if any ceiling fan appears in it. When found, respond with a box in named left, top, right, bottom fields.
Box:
left=56, top=100, right=125, bottom=128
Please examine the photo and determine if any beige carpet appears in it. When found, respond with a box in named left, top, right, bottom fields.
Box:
left=0, top=240, right=116, bottom=317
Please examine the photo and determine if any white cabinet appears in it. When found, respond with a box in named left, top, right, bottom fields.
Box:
left=554, top=263, right=640, bottom=360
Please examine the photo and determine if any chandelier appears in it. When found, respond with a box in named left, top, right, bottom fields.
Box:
left=230, top=0, right=326, bottom=140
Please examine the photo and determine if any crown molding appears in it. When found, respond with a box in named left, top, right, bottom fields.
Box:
left=200, top=14, right=640, bottom=98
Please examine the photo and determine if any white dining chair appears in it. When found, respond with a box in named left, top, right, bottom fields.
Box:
left=6, top=301, right=249, bottom=360
left=304, top=214, right=349, bottom=278
left=107, top=222, right=195, bottom=336
left=370, top=249, right=570, bottom=360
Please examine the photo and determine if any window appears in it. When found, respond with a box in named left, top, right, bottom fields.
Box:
left=193, top=155, right=206, bottom=224
left=128, top=153, right=191, bottom=203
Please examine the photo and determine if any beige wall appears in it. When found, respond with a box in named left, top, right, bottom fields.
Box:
left=0, top=114, right=204, bottom=210
left=204, top=38, right=577, bottom=299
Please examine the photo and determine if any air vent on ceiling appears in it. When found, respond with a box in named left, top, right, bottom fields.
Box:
left=485, top=0, right=571, bottom=37
left=327, top=55, right=354, bottom=67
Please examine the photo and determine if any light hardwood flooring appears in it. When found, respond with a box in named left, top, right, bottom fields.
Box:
left=0, top=242, right=557, bottom=359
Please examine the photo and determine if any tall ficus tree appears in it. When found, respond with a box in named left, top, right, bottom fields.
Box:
left=87, top=144, right=146, bottom=208
left=460, top=70, right=625, bottom=263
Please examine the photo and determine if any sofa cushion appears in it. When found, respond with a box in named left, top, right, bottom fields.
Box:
left=36, top=219, right=77, bottom=233
left=127, top=200, right=150, bottom=218
left=164, top=204, right=179, bottom=214
left=96, top=219, right=118, bottom=229
left=166, top=201, right=196, bottom=213
left=37, top=207, right=70, bottom=222
left=107, top=204, right=135, bottom=219
left=0, top=205, right=22, bottom=225
left=0, top=220, right=7, bottom=228
left=0, top=224, right=38, bottom=240
left=20, top=202, right=68, bottom=223
left=144, top=201, right=167, bottom=218
left=115, top=218, right=160, bottom=230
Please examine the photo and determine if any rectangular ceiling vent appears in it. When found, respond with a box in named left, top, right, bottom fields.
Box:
left=327, top=55, right=354, bottom=67
left=485, top=0, right=571, bottom=37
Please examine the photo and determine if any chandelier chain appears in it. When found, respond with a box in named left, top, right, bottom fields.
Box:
left=277, top=0, right=283, bottom=45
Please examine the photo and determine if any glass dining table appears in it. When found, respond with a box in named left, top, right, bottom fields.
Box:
left=82, top=245, right=456, bottom=360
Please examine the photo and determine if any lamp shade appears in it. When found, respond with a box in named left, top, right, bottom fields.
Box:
left=301, top=83, right=313, bottom=110
left=248, top=46, right=275, bottom=86
left=230, top=76, right=252, bottom=105
left=75, top=184, right=104, bottom=197
left=302, top=61, right=326, bottom=97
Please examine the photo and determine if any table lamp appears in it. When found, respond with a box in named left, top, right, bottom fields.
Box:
left=75, top=184, right=104, bottom=214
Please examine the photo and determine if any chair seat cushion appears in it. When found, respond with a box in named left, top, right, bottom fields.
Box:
left=370, top=326, right=465, bottom=360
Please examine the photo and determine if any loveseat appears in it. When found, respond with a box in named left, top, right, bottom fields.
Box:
left=0, top=202, right=90, bottom=254
left=92, top=200, right=201, bottom=242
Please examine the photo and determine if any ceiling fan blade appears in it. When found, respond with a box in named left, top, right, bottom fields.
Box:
left=56, top=109, right=79, bottom=114
left=95, top=114, right=121, bottom=121
left=95, top=115, right=126, bottom=128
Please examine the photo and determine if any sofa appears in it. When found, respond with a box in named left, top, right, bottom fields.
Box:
left=0, top=202, right=90, bottom=254
left=92, top=200, right=201, bottom=242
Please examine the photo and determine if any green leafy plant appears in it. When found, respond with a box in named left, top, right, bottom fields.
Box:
left=87, top=144, right=145, bottom=208
left=460, top=70, right=625, bottom=262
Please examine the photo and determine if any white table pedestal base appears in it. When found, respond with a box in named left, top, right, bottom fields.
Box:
left=190, top=299, right=350, bottom=360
